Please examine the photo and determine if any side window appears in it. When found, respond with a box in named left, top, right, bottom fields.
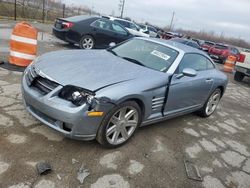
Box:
left=177, top=54, right=208, bottom=73
left=206, top=59, right=215, bottom=70
left=111, top=22, right=127, bottom=35
left=91, top=19, right=111, bottom=30
left=130, top=23, right=138, bottom=30
left=115, top=20, right=129, bottom=28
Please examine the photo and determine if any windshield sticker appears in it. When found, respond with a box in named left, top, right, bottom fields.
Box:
left=151, top=50, right=170, bottom=61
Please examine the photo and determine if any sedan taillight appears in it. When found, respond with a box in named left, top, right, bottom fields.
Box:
left=62, top=22, right=74, bottom=29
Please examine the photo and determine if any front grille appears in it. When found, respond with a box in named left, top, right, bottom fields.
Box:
left=26, top=66, right=59, bottom=95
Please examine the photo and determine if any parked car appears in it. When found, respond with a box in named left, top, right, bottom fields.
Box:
left=192, top=38, right=205, bottom=46
left=209, top=43, right=240, bottom=63
left=22, top=38, right=228, bottom=148
left=201, top=41, right=215, bottom=52
left=138, top=24, right=158, bottom=38
left=104, top=16, right=149, bottom=37
left=170, top=38, right=202, bottom=50
left=53, top=15, right=132, bottom=49
left=234, top=51, right=250, bottom=82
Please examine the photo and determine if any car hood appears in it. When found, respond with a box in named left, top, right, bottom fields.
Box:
left=34, top=50, right=167, bottom=91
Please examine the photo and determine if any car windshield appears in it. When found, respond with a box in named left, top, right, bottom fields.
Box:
left=171, top=38, right=187, bottom=44
left=108, top=39, right=179, bottom=72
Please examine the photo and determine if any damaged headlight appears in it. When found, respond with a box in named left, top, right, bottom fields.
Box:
left=59, top=85, right=96, bottom=107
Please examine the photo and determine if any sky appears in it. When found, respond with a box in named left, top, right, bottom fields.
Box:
left=62, top=0, right=250, bottom=41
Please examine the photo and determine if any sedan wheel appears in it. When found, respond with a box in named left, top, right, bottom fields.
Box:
left=80, top=35, right=94, bottom=49
left=97, top=101, right=141, bottom=148
left=197, top=88, right=222, bottom=117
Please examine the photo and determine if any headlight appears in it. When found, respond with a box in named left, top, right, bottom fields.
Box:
left=59, top=85, right=96, bottom=106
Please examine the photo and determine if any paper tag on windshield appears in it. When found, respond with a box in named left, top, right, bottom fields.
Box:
left=151, top=50, right=170, bottom=61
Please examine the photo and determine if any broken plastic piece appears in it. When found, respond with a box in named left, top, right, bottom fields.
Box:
left=36, top=161, right=52, bottom=175
left=77, top=165, right=90, bottom=184
left=184, top=160, right=202, bottom=181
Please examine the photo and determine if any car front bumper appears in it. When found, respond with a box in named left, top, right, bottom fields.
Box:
left=21, top=72, right=108, bottom=141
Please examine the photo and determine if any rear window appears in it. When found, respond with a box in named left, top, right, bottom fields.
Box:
left=215, top=44, right=228, bottom=49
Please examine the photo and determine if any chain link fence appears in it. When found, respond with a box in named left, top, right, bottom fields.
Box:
left=0, top=0, right=93, bottom=23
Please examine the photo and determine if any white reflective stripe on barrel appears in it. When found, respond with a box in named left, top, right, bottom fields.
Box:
left=10, top=50, right=36, bottom=60
left=11, top=34, right=37, bottom=45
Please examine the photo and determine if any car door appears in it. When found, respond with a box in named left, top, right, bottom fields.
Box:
left=164, top=53, right=215, bottom=116
left=90, top=18, right=121, bottom=48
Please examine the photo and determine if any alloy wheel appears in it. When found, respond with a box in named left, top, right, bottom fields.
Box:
left=106, top=106, right=139, bottom=145
left=205, top=90, right=221, bottom=116
left=81, top=37, right=94, bottom=49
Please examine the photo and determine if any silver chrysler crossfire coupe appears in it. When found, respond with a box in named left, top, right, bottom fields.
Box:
left=22, top=38, right=228, bottom=148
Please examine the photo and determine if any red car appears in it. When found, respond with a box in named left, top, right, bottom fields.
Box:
left=208, top=43, right=240, bottom=63
left=201, top=41, right=215, bottom=52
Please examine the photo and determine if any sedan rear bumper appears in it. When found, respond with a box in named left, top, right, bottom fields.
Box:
left=21, top=71, right=104, bottom=141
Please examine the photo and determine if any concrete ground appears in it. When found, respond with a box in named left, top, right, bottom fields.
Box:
left=0, top=20, right=250, bottom=188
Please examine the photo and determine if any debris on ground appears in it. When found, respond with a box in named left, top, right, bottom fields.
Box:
left=57, top=174, right=62, bottom=180
left=36, top=161, right=52, bottom=175
left=77, top=164, right=90, bottom=184
left=72, top=158, right=79, bottom=164
left=184, top=159, right=202, bottom=181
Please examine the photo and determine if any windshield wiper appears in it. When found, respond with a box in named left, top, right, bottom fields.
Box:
left=107, top=49, right=118, bottom=56
left=121, top=57, right=145, bottom=67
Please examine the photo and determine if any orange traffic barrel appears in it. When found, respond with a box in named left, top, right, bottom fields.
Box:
left=223, top=55, right=237, bottom=73
left=9, top=22, right=38, bottom=67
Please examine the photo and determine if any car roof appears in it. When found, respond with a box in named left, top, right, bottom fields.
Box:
left=140, top=37, right=208, bottom=55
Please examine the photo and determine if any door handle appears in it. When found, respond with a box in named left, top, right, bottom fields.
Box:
left=205, top=78, right=213, bottom=82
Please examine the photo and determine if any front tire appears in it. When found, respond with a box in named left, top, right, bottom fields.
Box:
left=234, top=71, right=244, bottom=82
left=96, top=101, right=142, bottom=148
left=197, top=88, right=222, bottom=117
left=79, top=35, right=95, bottom=49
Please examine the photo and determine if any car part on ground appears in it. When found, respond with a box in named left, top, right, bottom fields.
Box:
left=22, top=38, right=228, bottom=148
left=53, top=15, right=132, bottom=49
left=234, top=51, right=250, bottom=82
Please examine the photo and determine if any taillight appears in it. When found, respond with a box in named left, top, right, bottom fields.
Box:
left=62, top=22, right=74, bottom=29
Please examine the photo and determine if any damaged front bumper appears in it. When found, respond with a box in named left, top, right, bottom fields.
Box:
left=21, top=73, right=114, bottom=141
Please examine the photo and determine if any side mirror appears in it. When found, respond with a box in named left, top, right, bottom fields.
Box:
left=109, top=42, right=116, bottom=47
left=176, top=68, right=197, bottom=79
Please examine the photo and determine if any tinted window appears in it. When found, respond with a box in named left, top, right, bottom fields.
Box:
left=129, top=22, right=138, bottom=30
left=91, top=19, right=111, bottom=30
left=92, top=19, right=127, bottom=35
left=187, top=42, right=200, bottom=49
left=115, top=20, right=130, bottom=28
left=177, top=54, right=214, bottom=73
left=111, top=22, right=127, bottom=35
left=110, top=39, right=179, bottom=72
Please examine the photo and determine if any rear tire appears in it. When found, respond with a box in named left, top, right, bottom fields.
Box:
left=96, top=101, right=142, bottom=148
left=197, top=88, right=222, bottom=118
left=234, top=71, right=244, bottom=82
left=79, top=35, right=95, bottom=49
